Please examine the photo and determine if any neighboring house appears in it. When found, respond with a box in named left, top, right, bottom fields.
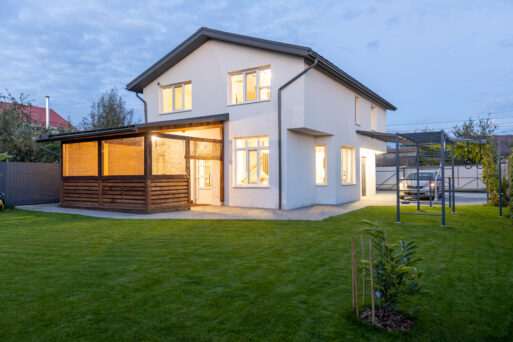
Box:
left=38, top=27, right=396, bottom=213
left=0, top=101, right=71, bottom=128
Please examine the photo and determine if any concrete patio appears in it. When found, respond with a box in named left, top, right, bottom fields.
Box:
left=16, top=191, right=488, bottom=221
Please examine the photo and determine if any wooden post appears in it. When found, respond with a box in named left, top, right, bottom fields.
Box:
left=369, top=239, right=375, bottom=324
left=351, top=236, right=355, bottom=310
left=352, top=236, right=359, bottom=317
left=361, top=234, right=366, bottom=305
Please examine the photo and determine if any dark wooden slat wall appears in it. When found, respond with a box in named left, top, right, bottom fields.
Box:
left=61, top=177, right=189, bottom=213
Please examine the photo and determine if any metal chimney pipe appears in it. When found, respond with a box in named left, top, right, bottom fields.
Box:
left=45, top=96, right=50, bottom=128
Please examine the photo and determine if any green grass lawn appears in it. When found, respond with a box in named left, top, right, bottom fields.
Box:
left=0, top=206, right=512, bottom=341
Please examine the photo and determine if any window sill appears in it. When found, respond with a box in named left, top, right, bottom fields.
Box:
left=342, top=183, right=357, bottom=186
left=159, top=109, right=192, bottom=115
left=233, top=185, right=270, bottom=189
left=227, top=99, right=271, bottom=107
left=315, top=184, right=328, bottom=187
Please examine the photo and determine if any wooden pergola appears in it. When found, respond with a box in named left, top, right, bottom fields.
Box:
left=37, top=115, right=227, bottom=214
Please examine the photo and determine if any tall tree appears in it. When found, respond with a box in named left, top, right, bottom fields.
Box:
left=80, top=88, right=134, bottom=130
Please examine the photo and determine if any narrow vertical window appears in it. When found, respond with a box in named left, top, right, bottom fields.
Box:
left=315, top=145, right=327, bottom=185
left=371, top=105, right=377, bottom=131
left=231, top=74, right=244, bottom=104
left=174, top=85, right=183, bottom=111
left=184, top=83, right=192, bottom=110
left=197, top=160, right=212, bottom=188
left=259, top=69, right=271, bottom=100
left=355, top=96, right=360, bottom=125
left=245, top=72, right=257, bottom=101
left=162, top=87, right=173, bottom=113
left=234, top=136, right=269, bottom=186
left=341, top=146, right=355, bottom=185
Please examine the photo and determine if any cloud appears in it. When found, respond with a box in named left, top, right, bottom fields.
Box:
left=1, top=0, right=513, bottom=132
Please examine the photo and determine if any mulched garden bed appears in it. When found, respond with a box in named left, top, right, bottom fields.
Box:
left=360, top=308, right=414, bottom=332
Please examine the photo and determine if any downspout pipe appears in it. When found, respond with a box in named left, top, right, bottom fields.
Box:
left=35, top=141, right=61, bottom=204
left=135, top=92, right=148, bottom=124
left=277, top=55, right=319, bottom=209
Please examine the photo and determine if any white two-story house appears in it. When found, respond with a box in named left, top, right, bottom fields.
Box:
left=40, top=27, right=396, bottom=213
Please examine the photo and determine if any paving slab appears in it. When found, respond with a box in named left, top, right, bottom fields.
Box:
left=16, top=191, right=488, bottom=221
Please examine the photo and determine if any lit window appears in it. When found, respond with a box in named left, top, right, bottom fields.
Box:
left=197, top=160, right=212, bottom=188
left=355, top=96, right=360, bottom=125
left=229, top=67, right=271, bottom=104
left=160, top=82, right=192, bottom=113
left=315, top=145, right=327, bottom=185
left=341, top=146, right=355, bottom=185
left=103, top=137, right=144, bottom=176
left=234, top=136, right=269, bottom=186
left=63, top=141, right=98, bottom=176
left=371, top=105, right=377, bottom=131
left=151, top=136, right=186, bottom=175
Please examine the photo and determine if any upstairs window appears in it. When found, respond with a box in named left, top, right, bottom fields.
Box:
left=234, top=136, right=269, bottom=186
left=315, top=144, right=327, bottom=185
left=355, top=96, right=360, bottom=125
left=371, top=105, right=377, bottom=131
left=229, top=67, right=271, bottom=104
left=161, top=82, right=192, bottom=113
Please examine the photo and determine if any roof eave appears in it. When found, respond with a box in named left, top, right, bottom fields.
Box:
left=126, top=27, right=312, bottom=93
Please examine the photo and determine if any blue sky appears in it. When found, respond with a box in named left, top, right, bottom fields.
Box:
left=1, top=0, right=513, bottom=133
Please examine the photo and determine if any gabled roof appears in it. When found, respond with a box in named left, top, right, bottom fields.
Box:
left=0, top=102, right=71, bottom=128
left=126, top=27, right=397, bottom=111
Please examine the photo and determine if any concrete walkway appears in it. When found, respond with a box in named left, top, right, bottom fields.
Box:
left=16, top=191, right=487, bottom=221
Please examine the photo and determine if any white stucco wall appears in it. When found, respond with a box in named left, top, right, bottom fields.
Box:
left=281, top=66, right=387, bottom=208
left=141, top=41, right=389, bottom=210
left=143, top=40, right=305, bottom=209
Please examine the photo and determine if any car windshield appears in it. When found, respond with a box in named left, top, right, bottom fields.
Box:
left=406, top=172, right=436, bottom=180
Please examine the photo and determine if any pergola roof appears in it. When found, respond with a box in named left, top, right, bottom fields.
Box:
left=357, top=130, right=488, bottom=145
left=37, top=113, right=229, bottom=142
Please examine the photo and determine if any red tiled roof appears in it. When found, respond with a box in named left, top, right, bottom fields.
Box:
left=0, top=101, right=71, bottom=128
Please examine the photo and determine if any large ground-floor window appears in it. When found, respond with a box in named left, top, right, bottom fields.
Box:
left=234, top=136, right=269, bottom=186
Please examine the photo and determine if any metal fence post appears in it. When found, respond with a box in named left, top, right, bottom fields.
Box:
left=451, top=142, right=456, bottom=213
left=396, top=133, right=401, bottom=223
left=441, top=131, right=446, bottom=227
left=498, top=137, right=502, bottom=217
left=416, top=144, right=420, bottom=211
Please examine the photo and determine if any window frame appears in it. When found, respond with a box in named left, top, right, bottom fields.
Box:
left=315, top=144, right=327, bottom=186
left=371, top=105, right=377, bottom=131
left=159, top=81, right=192, bottom=114
left=101, top=136, right=145, bottom=177
left=228, top=66, right=271, bottom=105
left=355, top=96, right=361, bottom=126
left=62, top=141, right=99, bottom=177
left=197, top=159, right=212, bottom=189
left=233, top=135, right=270, bottom=187
left=341, top=145, right=356, bottom=185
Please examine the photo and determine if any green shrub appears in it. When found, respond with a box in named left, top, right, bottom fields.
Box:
left=361, top=220, right=423, bottom=312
